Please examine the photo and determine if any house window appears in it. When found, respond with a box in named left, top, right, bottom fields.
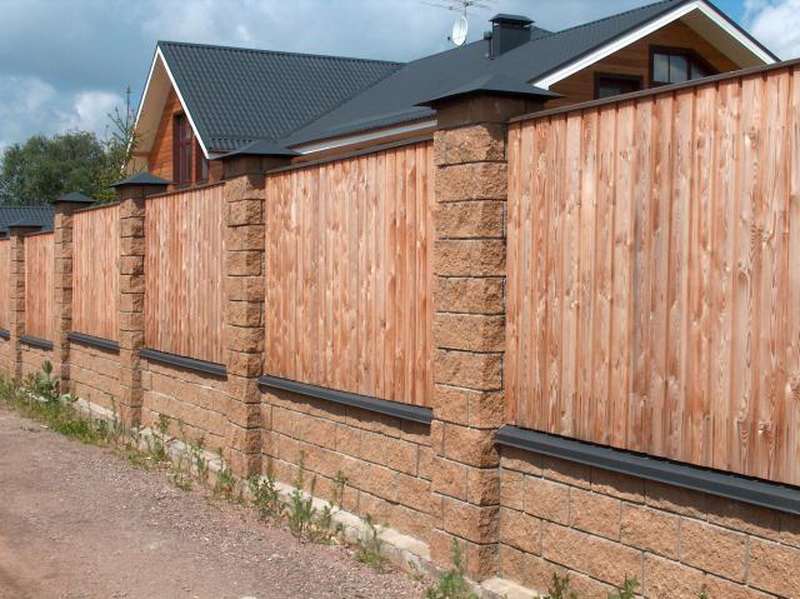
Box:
left=595, top=74, right=643, bottom=99
left=174, top=114, right=193, bottom=185
left=651, top=47, right=714, bottom=85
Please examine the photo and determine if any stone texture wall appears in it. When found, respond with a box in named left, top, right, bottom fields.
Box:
left=499, top=446, right=800, bottom=599
left=262, top=388, right=433, bottom=542
left=0, top=337, right=12, bottom=376
left=69, top=343, right=120, bottom=412
left=19, top=344, right=53, bottom=380
left=142, top=360, right=228, bottom=451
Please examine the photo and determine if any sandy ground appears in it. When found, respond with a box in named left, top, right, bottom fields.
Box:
left=0, top=406, right=427, bottom=598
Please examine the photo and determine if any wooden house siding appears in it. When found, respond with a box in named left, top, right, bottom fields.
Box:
left=265, top=141, right=435, bottom=407
left=24, top=233, right=54, bottom=342
left=144, top=184, right=226, bottom=364
left=548, top=20, right=740, bottom=108
left=72, top=204, right=120, bottom=341
left=505, top=62, right=800, bottom=486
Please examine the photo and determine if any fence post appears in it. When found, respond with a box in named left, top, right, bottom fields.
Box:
left=426, top=88, right=552, bottom=580
left=7, top=223, right=42, bottom=380
left=220, top=148, right=297, bottom=478
left=52, top=192, right=96, bottom=394
left=112, top=173, right=169, bottom=427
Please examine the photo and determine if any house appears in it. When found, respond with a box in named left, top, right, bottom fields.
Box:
left=128, top=0, right=776, bottom=189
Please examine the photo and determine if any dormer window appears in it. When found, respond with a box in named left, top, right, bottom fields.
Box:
left=174, top=113, right=193, bottom=185
left=651, top=46, right=715, bottom=85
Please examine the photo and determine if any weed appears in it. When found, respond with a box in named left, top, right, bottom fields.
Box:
left=169, top=451, right=193, bottom=491
left=287, top=451, right=317, bottom=537
left=607, top=578, right=639, bottom=599
left=426, top=539, right=477, bottom=599
left=0, top=366, right=111, bottom=447
left=189, top=437, right=209, bottom=484
left=213, top=448, right=237, bottom=499
left=249, top=473, right=284, bottom=519
left=354, top=514, right=385, bottom=568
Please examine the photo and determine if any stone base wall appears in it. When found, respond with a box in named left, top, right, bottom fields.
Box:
left=20, top=344, right=53, bottom=380
left=262, top=388, right=433, bottom=542
left=0, top=338, right=11, bottom=377
left=69, top=343, right=120, bottom=412
left=498, top=446, right=800, bottom=599
left=141, top=360, right=228, bottom=450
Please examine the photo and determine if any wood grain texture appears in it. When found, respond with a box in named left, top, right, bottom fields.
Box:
left=145, top=184, right=226, bottom=364
left=548, top=19, right=741, bottom=108
left=506, top=64, right=800, bottom=486
left=0, top=240, right=9, bottom=330
left=24, top=233, right=54, bottom=341
left=265, top=142, right=434, bottom=407
left=72, top=204, right=120, bottom=341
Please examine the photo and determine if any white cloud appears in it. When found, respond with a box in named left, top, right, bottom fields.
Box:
left=55, top=91, right=124, bottom=139
left=0, top=75, right=124, bottom=151
left=745, top=0, right=800, bottom=59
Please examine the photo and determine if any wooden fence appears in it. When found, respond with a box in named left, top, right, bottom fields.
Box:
left=265, top=142, right=434, bottom=407
left=0, top=240, right=9, bottom=330
left=505, top=63, right=800, bottom=486
left=73, top=203, right=120, bottom=341
left=24, top=232, right=54, bottom=342
left=144, top=184, right=226, bottom=364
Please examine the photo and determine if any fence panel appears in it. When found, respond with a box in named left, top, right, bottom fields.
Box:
left=145, top=184, right=226, bottom=364
left=0, top=240, right=9, bottom=330
left=73, top=204, right=120, bottom=341
left=266, top=141, right=434, bottom=407
left=506, top=63, right=800, bottom=486
left=24, top=232, right=54, bottom=341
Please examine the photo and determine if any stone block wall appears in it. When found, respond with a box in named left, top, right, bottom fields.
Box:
left=69, top=343, right=120, bottom=412
left=0, top=338, right=11, bottom=375
left=19, top=344, right=53, bottom=380
left=262, top=388, right=433, bottom=542
left=498, top=446, right=800, bottom=599
left=141, top=361, right=229, bottom=451
left=0, top=101, right=798, bottom=599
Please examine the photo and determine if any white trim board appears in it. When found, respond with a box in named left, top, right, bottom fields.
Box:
left=291, top=119, right=438, bottom=155
left=132, top=47, right=211, bottom=161
left=534, top=0, right=776, bottom=90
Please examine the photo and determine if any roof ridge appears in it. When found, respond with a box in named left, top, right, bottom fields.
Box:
left=158, top=40, right=404, bottom=67
left=541, top=0, right=685, bottom=40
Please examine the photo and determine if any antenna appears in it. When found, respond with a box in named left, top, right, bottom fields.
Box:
left=421, top=0, right=494, bottom=47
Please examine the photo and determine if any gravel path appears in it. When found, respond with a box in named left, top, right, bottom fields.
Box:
left=0, top=406, right=427, bottom=598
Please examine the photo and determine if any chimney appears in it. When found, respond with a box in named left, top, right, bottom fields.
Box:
left=487, top=14, right=534, bottom=58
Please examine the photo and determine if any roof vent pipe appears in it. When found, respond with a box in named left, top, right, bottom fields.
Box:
left=487, top=14, right=534, bottom=58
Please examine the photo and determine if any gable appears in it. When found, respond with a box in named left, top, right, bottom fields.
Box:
left=546, top=18, right=740, bottom=108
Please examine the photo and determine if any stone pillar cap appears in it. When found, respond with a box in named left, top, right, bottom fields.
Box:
left=52, top=191, right=95, bottom=205
left=111, top=172, right=171, bottom=188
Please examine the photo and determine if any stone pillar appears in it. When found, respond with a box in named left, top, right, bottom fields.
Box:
left=428, top=93, right=548, bottom=580
left=112, top=174, right=168, bottom=427
left=7, top=224, right=40, bottom=380
left=52, top=193, right=96, bottom=393
left=221, top=152, right=294, bottom=478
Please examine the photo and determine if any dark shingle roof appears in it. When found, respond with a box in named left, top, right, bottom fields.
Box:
left=158, top=41, right=402, bottom=152
left=282, top=0, right=694, bottom=144
left=0, top=206, right=54, bottom=237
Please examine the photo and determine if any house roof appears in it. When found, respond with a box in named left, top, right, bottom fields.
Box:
left=135, top=0, right=777, bottom=158
left=153, top=42, right=402, bottom=153
left=0, top=206, right=54, bottom=237
left=281, top=0, right=776, bottom=146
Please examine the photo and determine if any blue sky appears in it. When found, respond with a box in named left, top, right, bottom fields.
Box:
left=0, top=0, right=798, bottom=154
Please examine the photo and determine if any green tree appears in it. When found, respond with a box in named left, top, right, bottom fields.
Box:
left=0, top=88, right=138, bottom=205
left=0, top=132, right=107, bottom=205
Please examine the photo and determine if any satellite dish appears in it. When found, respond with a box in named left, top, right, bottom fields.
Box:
left=451, top=15, right=468, bottom=46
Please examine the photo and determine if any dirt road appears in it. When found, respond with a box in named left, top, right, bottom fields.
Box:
left=0, top=407, right=426, bottom=598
